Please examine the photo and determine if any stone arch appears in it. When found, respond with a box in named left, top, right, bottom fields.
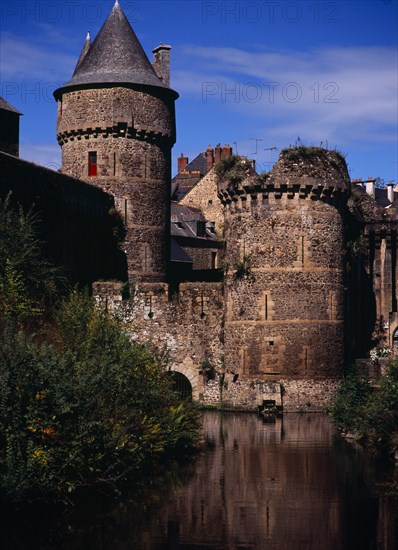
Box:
left=167, top=371, right=193, bottom=401
left=392, top=327, right=398, bottom=349
left=168, top=363, right=202, bottom=401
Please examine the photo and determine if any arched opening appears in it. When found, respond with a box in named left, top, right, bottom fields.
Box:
left=167, top=371, right=192, bottom=401
left=393, top=327, right=398, bottom=349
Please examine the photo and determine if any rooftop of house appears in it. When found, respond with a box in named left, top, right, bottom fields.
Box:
left=171, top=144, right=233, bottom=201
left=0, top=96, right=22, bottom=115
left=351, top=179, right=398, bottom=208
left=171, top=203, right=218, bottom=241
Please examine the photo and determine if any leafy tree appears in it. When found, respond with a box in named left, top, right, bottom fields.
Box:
left=0, top=196, right=200, bottom=504
left=0, top=293, right=200, bottom=503
left=330, top=363, right=398, bottom=455
left=0, top=194, right=61, bottom=336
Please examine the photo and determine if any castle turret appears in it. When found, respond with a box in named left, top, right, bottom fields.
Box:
left=218, top=148, right=350, bottom=379
left=54, top=0, right=178, bottom=282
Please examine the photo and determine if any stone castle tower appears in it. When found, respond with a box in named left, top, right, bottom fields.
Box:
left=54, top=0, right=178, bottom=282
left=219, top=149, right=350, bottom=380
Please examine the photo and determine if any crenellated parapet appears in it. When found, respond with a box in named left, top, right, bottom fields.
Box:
left=218, top=148, right=350, bottom=207
left=219, top=176, right=349, bottom=205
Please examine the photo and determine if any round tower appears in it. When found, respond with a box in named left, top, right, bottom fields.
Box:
left=218, top=148, right=350, bottom=379
left=54, top=1, right=178, bottom=282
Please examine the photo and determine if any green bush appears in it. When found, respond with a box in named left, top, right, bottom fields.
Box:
left=0, top=196, right=200, bottom=504
left=0, top=293, right=200, bottom=504
left=0, top=194, right=62, bottom=337
left=330, top=363, right=398, bottom=455
left=329, top=368, right=370, bottom=433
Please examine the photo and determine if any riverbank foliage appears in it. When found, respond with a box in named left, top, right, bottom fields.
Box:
left=0, top=196, right=200, bottom=504
left=330, top=363, right=398, bottom=456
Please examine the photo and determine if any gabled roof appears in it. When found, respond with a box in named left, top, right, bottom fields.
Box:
left=185, top=152, right=207, bottom=174
left=0, top=96, right=22, bottom=115
left=54, top=0, right=178, bottom=99
left=170, top=239, right=193, bottom=264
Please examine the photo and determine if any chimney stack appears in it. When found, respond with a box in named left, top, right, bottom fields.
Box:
left=178, top=153, right=188, bottom=173
left=214, top=143, right=222, bottom=164
left=205, top=145, right=214, bottom=172
left=152, top=44, right=171, bottom=87
left=365, top=177, right=375, bottom=199
left=221, top=144, right=233, bottom=158
left=387, top=181, right=394, bottom=203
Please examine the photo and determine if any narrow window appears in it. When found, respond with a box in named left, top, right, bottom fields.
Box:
left=208, top=199, right=213, bottom=205
left=265, top=294, right=268, bottom=320
left=113, top=152, right=117, bottom=176
left=211, top=251, right=217, bottom=269
left=88, top=151, right=97, bottom=176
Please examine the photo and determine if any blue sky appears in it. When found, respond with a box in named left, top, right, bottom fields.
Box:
left=1, top=0, right=397, bottom=180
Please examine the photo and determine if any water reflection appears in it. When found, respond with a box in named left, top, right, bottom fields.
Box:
left=1, top=413, right=397, bottom=549
left=152, top=413, right=397, bottom=550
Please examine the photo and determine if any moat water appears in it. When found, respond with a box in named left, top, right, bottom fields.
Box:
left=1, top=412, right=397, bottom=549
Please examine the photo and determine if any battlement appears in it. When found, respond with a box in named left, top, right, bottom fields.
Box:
left=57, top=124, right=174, bottom=146
left=218, top=147, right=350, bottom=205
left=219, top=176, right=350, bottom=205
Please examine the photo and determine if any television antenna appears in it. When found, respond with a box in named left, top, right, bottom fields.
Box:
left=250, top=138, right=263, bottom=157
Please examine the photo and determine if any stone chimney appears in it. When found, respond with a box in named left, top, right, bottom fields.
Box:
left=221, top=144, right=233, bottom=158
left=214, top=143, right=222, bottom=164
left=387, top=181, right=394, bottom=203
left=178, top=153, right=188, bottom=173
left=205, top=145, right=214, bottom=172
left=152, top=44, right=171, bottom=87
left=365, top=177, right=375, bottom=199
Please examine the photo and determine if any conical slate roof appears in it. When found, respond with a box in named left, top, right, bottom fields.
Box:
left=73, top=31, right=92, bottom=73
left=54, top=1, right=177, bottom=99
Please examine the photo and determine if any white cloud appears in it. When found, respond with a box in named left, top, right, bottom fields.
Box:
left=174, top=44, right=398, bottom=145
left=0, top=32, right=76, bottom=81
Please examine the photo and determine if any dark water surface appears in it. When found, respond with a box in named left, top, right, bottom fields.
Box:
left=1, top=412, right=397, bottom=549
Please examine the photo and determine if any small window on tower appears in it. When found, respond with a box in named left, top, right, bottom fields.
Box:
left=88, top=151, right=97, bottom=176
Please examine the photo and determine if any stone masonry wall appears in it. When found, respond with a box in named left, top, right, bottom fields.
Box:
left=179, top=168, right=224, bottom=234
left=57, top=86, right=176, bottom=282
left=222, top=192, right=346, bottom=379
left=93, top=280, right=341, bottom=411
left=0, top=151, right=122, bottom=285
left=93, top=281, right=224, bottom=400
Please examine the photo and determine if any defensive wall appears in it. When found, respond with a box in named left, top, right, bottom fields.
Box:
left=0, top=150, right=124, bottom=285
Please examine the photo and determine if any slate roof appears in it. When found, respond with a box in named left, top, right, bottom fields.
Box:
left=185, top=152, right=207, bottom=174
left=74, top=31, right=92, bottom=73
left=171, top=203, right=219, bottom=241
left=353, top=183, right=398, bottom=208
left=0, top=96, right=22, bottom=115
left=375, top=187, right=398, bottom=208
left=54, top=1, right=178, bottom=99
left=170, top=239, right=193, bottom=263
